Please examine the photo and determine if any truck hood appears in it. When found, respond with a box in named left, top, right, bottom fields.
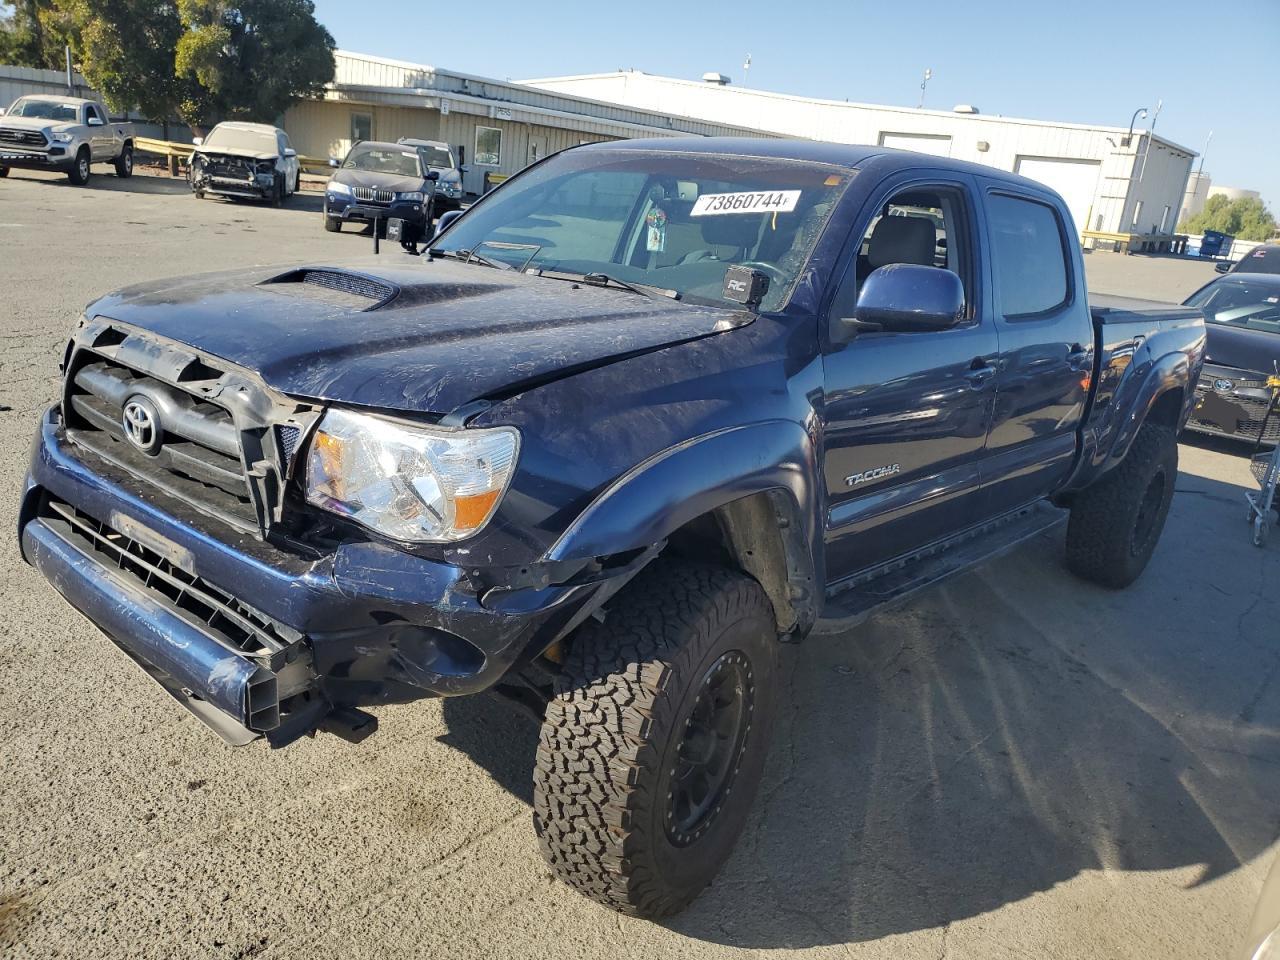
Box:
left=0, top=115, right=61, bottom=134
left=87, top=257, right=750, bottom=415
left=1204, top=322, right=1280, bottom=375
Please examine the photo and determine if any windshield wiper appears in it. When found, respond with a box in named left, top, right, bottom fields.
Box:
left=427, top=248, right=513, bottom=271
left=537, top=269, right=680, bottom=301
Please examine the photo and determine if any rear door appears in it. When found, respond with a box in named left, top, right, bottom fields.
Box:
left=976, top=184, right=1094, bottom=512
left=821, top=172, right=1001, bottom=582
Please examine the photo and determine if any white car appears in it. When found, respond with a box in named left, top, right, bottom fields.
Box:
left=189, top=121, right=300, bottom=205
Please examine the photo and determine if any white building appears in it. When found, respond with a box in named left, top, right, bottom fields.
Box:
left=525, top=70, right=1197, bottom=238
left=282, top=52, right=775, bottom=196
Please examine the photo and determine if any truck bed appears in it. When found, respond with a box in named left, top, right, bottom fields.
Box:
left=1090, top=292, right=1202, bottom=327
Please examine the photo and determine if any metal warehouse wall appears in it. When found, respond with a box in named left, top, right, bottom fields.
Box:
left=0, top=64, right=94, bottom=113
left=529, top=73, right=1195, bottom=237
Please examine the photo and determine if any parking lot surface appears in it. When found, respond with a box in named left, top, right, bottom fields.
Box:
left=1, top=170, right=1277, bottom=960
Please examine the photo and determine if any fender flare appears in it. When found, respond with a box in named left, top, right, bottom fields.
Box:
left=1101, top=349, right=1192, bottom=471
left=546, top=420, right=822, bottom=627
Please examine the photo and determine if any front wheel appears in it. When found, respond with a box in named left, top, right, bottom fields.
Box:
left=113, top=144, right=133, bottom=178
left=323, top=208, right=341, bottom=232
left=1066, top=422, right=1178, bottom=588
left=0, top=166, right=9, bottom=178
left=67, top=148, right=90, bottom=186
left=534, top=562, right=777, bottom=918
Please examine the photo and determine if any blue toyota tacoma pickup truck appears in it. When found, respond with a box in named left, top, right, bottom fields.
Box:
left=19, top=138, right=1205, bottom=917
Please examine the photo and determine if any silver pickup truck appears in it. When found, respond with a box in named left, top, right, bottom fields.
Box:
left=0, top=94, right=134, bottom=185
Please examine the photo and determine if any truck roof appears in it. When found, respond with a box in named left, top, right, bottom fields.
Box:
left=585, top=136, right=1058, bottom=194
left=12, top=94, right=98, bottom=106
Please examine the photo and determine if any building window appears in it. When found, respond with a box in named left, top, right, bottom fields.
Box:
left=351, top=112, right=372, bottom=144
left=1131, top=201, right=1143, bottom=231
left=475, top=126, right=502, bottom=166
left=1160, top=205, right=1171, bottom=233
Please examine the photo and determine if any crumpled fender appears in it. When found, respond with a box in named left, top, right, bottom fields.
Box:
left=546, top=419, right=820, bottom=574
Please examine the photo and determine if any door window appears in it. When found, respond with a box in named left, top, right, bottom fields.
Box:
left=828, top=184, right=974, bottom=338
left=987, top=193, right=1069, bottom=318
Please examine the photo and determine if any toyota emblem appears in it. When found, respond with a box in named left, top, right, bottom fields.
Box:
left=1212, top=378, right=1234, bottom=394
left=122, top=396, right=162, bottom=454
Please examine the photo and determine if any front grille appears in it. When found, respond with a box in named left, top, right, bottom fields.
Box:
left=65, top=355, right=256, bottom=525
left=1190, top=389, right=1280, bottom=443
left=0, top=127, right=47, bottom=147
left=60, top=321, right=321, bottom=537
left=41, top=497, right=301, bottom=664
left=352, top=186, right=394, bottom=204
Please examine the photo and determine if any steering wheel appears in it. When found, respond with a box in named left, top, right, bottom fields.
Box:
left=737, top=261, right=788, bottom=285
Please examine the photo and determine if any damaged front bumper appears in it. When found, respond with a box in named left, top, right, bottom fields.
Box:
left=19, top=407, right=638, bottom=747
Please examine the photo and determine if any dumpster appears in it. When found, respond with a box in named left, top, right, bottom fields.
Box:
left=1200, top=230, right=1234, bottom=258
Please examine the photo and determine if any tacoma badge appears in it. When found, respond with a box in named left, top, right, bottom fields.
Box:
left=845, top=463, right=901, bottom=486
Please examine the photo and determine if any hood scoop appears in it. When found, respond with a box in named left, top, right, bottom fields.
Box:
left=260, top=268, right=400, bottom=311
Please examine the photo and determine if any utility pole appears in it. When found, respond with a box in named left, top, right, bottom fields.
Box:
left=64, top=45, right=73, bottom=95
left=918, top=68, right=932, bottom=109
left=1196, top=130, right=1213, bottom=179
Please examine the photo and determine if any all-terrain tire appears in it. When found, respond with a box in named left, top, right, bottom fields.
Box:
left=113, top=143, right=133, bottom=178
left=67, top=147, right=90, bottom=185
left=1066, top=422, right=1178, bottom=588
left=533, top=562, right=777, bottom=918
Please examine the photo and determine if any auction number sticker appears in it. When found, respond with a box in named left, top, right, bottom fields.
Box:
left=691, top=190, right=801, bottom=216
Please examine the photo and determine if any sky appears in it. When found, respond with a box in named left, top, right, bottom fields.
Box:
left=311, top=0, right=1280, bottom=214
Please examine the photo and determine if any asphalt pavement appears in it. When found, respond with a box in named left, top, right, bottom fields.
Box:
left=0, top=167, right=1277, bottom=960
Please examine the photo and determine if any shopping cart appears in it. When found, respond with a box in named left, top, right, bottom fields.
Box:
left=1245, top=375, right=1280, bottom=547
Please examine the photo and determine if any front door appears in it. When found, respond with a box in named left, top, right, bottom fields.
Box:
left=822, top=176, right=1000, bottom=583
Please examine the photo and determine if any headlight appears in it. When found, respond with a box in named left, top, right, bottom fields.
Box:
left=327, top=180, right=352, bottom=196
left=256, top=160, right=276, bottom=174
left=305, top=408, right=519, bottom=543
left=396, top=191, right=426, bottom=203
left=51, top=132, right=74, bottom=143
left=440, top=182, right=460, bottom=197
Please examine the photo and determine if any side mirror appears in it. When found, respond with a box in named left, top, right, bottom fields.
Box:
left=284, top=148, right=297, bottom=158
left=192, top=136, right=204, bottom=146
left=87, top=116, right=104, bottom=127
left=0, top=107, right=7, bottom=117
left=459, top=164, right=470, bottom=174
left=847, top=264, right=965, bottom=334
left=433, top=208, right=464, bottom=238
left=425, top=169, right=439, bottom=181
left=328, top=157, right=339, bottom=168
left=1214, top=261, right=1231, bottom=274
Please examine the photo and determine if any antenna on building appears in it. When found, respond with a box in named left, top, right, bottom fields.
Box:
left=918, top=68, right=932, bottom=109
left=742, top=54, right=751, bottom=85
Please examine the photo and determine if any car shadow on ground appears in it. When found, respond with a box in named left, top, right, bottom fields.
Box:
left=439, top=469, right=1280, bottom=948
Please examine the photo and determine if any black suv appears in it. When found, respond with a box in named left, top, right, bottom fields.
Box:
left=324, top=140, right=438, bottom=248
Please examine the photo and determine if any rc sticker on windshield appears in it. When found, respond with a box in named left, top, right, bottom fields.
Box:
left=690, top=190, right=801, bottom=216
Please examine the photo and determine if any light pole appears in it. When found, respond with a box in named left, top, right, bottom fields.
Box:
left=1122, top=107, right=1147, bottom=148
left=742, top=54, right=751, bottom=86
left=1196, top=130, right=1213, bottom=179
left=918, top=68, right=932, bottom=109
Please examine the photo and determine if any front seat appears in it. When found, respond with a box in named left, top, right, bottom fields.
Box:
left=866, top=215, right=936, bottom=269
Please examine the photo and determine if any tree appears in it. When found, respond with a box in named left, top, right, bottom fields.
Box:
left=0, top=0, right=70, bottom=69
left=1179, top=194, right=1277, bottom=242
left=174, top=0, right=334, bottom=131
left=47, top=0, right=187, bottom=120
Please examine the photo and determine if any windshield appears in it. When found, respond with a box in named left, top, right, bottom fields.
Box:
left=343, top=144, right=423, bottom=177
left=415, top=145, right=453, bottom=169
left=431, top=148, right=852, bottom=310
left=1187, top=277, right=1280, bottom=334
left=204, top=125, right=277, bottom=154
left=9, top=98, right=78, bottom=121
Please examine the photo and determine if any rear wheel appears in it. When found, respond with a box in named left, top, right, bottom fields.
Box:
left=113, top=144, right=133, bottom=178
left=67, top=147, right=90, bottom=186
left=1066, top=422, right=1178, bottom=588
left=533, top=562, right=777, bottom=918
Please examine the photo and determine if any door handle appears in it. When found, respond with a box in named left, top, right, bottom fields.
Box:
left=1067, top=343, right=1093, bottom=371
left=965, top=357, right=997, bottom=386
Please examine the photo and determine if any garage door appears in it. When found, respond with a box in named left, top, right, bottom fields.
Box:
left=1013, top=156, right=1102, bottom=236
left=879, top=132, right=952, bottom=158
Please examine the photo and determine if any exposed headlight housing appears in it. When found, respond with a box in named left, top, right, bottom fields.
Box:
left=327, top=180, right=352, bottom=196
left=51, top=131, right=74, bottom=143
left=396, top=191, right=426, bottom=203
left=305, top=408, right=519, bottom=543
